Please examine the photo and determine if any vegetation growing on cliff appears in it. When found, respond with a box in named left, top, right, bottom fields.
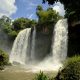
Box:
left=36, top=5, right=62, bottom=33
left=0, top=49, right=9, bottom=70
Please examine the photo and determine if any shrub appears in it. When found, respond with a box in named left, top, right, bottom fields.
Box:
left=55, top=56, right=80, bottom=80
left=34, top=71, right=54, bottom=80
left=8, top=30, right=17, bottom=40
left=0, top=49, right=9, bottom=66
left=34, top=71, right=48, bottom=80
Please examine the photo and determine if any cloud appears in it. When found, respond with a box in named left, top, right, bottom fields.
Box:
left=52, top=2, right=65, bottom=16
left=0, top=0, right=17, bottom=17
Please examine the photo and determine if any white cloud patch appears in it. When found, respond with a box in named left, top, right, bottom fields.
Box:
left=52, top=2, right=65, bottom=16
left=0, top=0, right=17, bottom=17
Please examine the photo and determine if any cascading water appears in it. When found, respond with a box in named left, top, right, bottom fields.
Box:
left=31, top=27, right=36, bottom=61
left=10, top=28, right=31, bottom=64
left=52, top=19, right=68, bottom=64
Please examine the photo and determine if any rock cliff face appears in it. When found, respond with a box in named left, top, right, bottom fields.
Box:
left=68, top=23, right=80, bottom=56
left=27, top=27, right=53, bottom=61
left=34, top=32, right=52, bottom=61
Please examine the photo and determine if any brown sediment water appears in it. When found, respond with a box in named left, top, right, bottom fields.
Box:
left=0, top=66, right=57, bottom=80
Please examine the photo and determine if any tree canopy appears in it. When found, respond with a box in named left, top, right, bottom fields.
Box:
left=36, top=5, right=62, bottom=33
left=0, top=49, right=9, bottom=66
left=43, top=0, right=80, bottom=21
left=0, top=16, right=37, bottom=40
left=13, top=17, right=36, bottom=31
left=0, top=5, right=62, bottom=40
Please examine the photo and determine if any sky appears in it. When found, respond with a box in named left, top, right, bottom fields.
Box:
left=0, top=0, right=65, bottom=20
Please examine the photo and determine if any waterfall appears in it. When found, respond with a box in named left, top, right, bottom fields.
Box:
left=52, top=19, right=68, bottom=65
left=9, top=19, right=68, bottom=72
left=31, top=19, right=68, bottom=72
left=31, top=27, right=36, bottom=61
left=10, top=28, right=31, bottom=64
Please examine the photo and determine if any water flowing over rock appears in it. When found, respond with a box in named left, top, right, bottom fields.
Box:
left=10, top=28, right=31, bottom=64
left=52, top=19, right=68, bottom=63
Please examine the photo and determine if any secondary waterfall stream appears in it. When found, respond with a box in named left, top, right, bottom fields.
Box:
left=31, top=27, right=36, bottom=61
left=9, top=19, right=68, bottom=71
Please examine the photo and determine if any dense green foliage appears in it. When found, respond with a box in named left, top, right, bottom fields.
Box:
left=36, top=5, right=62, bottom=32
left=34, top=71, right=49, bottom=80
left=12, top=18, right=36, bottom=39
left=13, top=18, right=37, bottom=31
left=0, top=16, right=37, bottom=40
left=0, top=16, right=17, bottom=40
left=0, top=49, right=9, bottom=70
left=0, top=16, right=11, bottom=31
left=55, top=56, right=80, bottom=80
left=37, top=6, right=62, bottom=24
